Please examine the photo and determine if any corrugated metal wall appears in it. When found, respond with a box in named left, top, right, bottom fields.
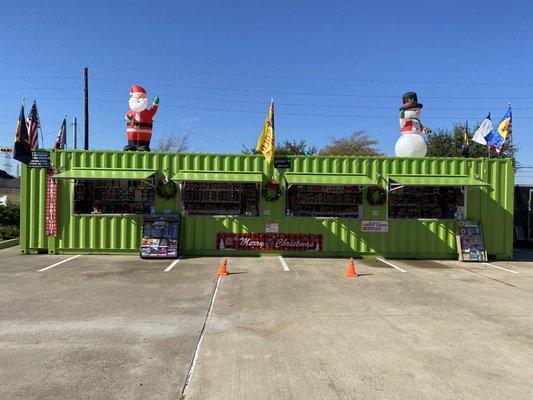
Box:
left=20, top=150, right=514, bottom=259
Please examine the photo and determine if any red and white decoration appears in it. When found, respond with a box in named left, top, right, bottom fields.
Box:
left=124, top=84, right=159, bottom=152
left=216, top=233, right=322, bottom=251
left=45, top=169, right=59, bottom=236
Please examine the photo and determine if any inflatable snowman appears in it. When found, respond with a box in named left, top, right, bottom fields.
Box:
left=395, top=91, right=431, bottom=157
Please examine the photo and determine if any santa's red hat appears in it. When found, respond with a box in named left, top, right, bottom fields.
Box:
left=130, top=85, right=147, bottom=95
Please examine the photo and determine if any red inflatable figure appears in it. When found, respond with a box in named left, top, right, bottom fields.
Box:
left=124, top=84, right=159, bottom=152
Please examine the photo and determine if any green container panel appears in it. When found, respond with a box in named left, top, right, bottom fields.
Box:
left=20, top=150, right=514, bottom=259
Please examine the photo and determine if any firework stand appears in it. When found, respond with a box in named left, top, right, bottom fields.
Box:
left=19, top=150, right=514, bottom=260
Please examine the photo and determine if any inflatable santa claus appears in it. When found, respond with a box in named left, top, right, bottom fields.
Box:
left=395, top=91, right=431, bottom=157
left=124, top=85, right=159, bottom=152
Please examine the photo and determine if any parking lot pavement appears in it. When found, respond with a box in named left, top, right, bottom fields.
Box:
left=0, top=249, right=219, bottom=400
left=1, top=250, right=532, bottom=400
left=186, top=257, right=533, bottom=400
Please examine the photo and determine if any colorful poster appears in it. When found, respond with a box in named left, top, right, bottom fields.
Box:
left=45, top=168, right=59, bottom=236
left=217, top=233, right=322, bottom=251
left=456, top=220, right=487, bottom=262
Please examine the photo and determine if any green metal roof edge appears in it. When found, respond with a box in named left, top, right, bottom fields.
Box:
left=387, top=174, right=490, bottom=186
left=53, top=168, right=156, bottom=180
left=172, top=171, right=263, bottom=182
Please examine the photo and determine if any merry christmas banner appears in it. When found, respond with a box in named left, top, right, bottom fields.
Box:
left=216, top=233, right=322, bottom=251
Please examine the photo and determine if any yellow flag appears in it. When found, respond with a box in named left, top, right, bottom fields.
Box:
left=255, top=100, right=275, bottom=163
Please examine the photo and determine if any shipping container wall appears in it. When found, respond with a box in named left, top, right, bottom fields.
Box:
left=20, top=150, right=514, bottom=259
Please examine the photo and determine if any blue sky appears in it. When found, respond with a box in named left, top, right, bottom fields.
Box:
left=1, top=0, right=532, bottom=182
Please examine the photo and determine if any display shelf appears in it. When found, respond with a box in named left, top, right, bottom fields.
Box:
left=140, top=214, right=180, bottom=258
left=286, top=185, right=363, bottom=218
left=388, top=186, right=464, bottom=219
left=182, top=181, right=259, bottom=216
left=73, top=179, right=156, bottom=215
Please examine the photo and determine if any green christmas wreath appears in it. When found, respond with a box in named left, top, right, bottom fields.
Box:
left=262, top=179, right=282, bottom=202
left=366, top=186, right=387, bottom=206
left=156, top=180, right=178, bottom=200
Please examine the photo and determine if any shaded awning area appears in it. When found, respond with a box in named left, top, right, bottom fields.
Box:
left=387, top=174, right=490, bottom=187
left=284, top=173, right=375, bottom=186
left=172, top=171, right=263, bottom=183
left=53, top=168, right=156, bottom=180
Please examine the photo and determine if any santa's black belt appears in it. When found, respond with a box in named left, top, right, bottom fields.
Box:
left=127, top=122, right=153, bottom=128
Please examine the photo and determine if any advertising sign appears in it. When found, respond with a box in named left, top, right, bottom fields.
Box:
left=361, top=221, right=389, bottom=232
left=265, top=223, right=279, bottom=233
left=44, top=168, right=58, bottom=236
left=456, top=220, right=487, bottom=262
left=28, top=150, right=51, bottom=168
left=217, top=233, right=322, bottom=251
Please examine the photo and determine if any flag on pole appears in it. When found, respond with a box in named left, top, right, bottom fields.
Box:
left=255, top=100, right=275, bottom=163
left=13, top=104, right=32, bottom=164
left=461, top=120, right=469, bottom=157
left=472, top=113, right=493, bottom=146
left=55, top=118, right=67, bottom=149
left=27, top=100, right=41, bottom=149
left=484, top=106, right=512, bottom=153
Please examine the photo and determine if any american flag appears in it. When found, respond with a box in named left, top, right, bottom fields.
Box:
left=26, top=100, right=40, bottom=149
left=55, top=118, right=67, bottom=149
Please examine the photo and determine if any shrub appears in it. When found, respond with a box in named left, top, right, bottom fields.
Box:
left=0, top=204, right=19, bottom=227
left=0, top=225, right=19, bottom=240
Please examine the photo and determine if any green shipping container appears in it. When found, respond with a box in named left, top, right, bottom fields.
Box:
left=19, top=150, right=514, bottom=259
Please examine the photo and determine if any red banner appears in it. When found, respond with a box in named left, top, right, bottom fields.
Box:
left=216, top=233, right=322, bottom=251
left=45, top=168, right=58, bottom=236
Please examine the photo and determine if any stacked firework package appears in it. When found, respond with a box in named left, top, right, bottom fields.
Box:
left=140, top=213, right=180, bottom=258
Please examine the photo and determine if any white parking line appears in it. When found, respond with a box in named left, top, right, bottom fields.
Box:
left=484, top=262, right=518, bottom=274
left=164, top=256, right=183, bottom=272
left=514, top=248, right=533, bottom=256
left=377, top=258, right=407, bottom=273
left=278, top=256, right=290, bottom=271
left=38, top=255, right=81, bottom=272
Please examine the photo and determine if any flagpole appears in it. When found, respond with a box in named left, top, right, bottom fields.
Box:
left=35, top=101, right=44, bottom=149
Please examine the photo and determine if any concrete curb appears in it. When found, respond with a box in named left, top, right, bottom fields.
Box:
left=0, top=238, right=20, bottom=249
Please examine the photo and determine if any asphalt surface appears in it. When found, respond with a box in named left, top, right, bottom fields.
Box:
left=1, top=247, right=532, bottom=399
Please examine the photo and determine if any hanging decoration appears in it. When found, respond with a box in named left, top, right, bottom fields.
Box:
left=366, top=186, right=387, bottom=206
left=156, top=180, right=177, bottom=200
left=262, top=179, right=282, bottom=202
left=395, top=92, right=431, bottom=157
left=124, top=85, right=159, bottom=152
left=45, top=168, right=59, bottom=236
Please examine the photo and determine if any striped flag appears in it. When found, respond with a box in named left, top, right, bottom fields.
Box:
left=26, top=100, right=40, bottom=149
left=54, top=118, right=67, bottom=149
left=255, top=100, right=275, bottom=163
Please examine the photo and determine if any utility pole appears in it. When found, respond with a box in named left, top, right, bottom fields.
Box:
left=84, top=67, right=89, bottom=150
left=72, top=117, right=78, bottom=149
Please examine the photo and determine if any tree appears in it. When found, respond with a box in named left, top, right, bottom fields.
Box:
left=426, top=123, right=519, bottom=166
left=155, top=132, right=189, bottom=152
left=319, top=130, right=383, bottom=156
left=241, top=139, right=317, bottom=155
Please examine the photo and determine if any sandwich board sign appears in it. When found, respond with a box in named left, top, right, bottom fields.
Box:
left=456, top=220, right=487, bottom=262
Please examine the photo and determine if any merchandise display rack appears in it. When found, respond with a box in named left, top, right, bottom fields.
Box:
left=140, top=213, right=180, bottom=258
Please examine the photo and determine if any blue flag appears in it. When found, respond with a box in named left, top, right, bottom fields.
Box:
left=484, top=106, right=512, bottom=153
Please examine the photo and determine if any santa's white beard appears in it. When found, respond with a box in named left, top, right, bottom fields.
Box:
left=129, top=97, right=148, bottom=112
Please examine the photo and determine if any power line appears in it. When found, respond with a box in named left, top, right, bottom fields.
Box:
left=3, top=62, right=533, bottom=86
left=93, top=78, right=531, bottom=100
left=88, top=89, right=533, bottom=110
left=90, top=98, right=533, bottom=120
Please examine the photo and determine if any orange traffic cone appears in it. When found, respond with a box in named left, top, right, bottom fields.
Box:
left=346, top=257, right=358, bottom=277
left=216, top=257, right=229, bottom=276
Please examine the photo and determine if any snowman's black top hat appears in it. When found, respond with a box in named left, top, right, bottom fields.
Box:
left=400, top=91, right=423, bottom=110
